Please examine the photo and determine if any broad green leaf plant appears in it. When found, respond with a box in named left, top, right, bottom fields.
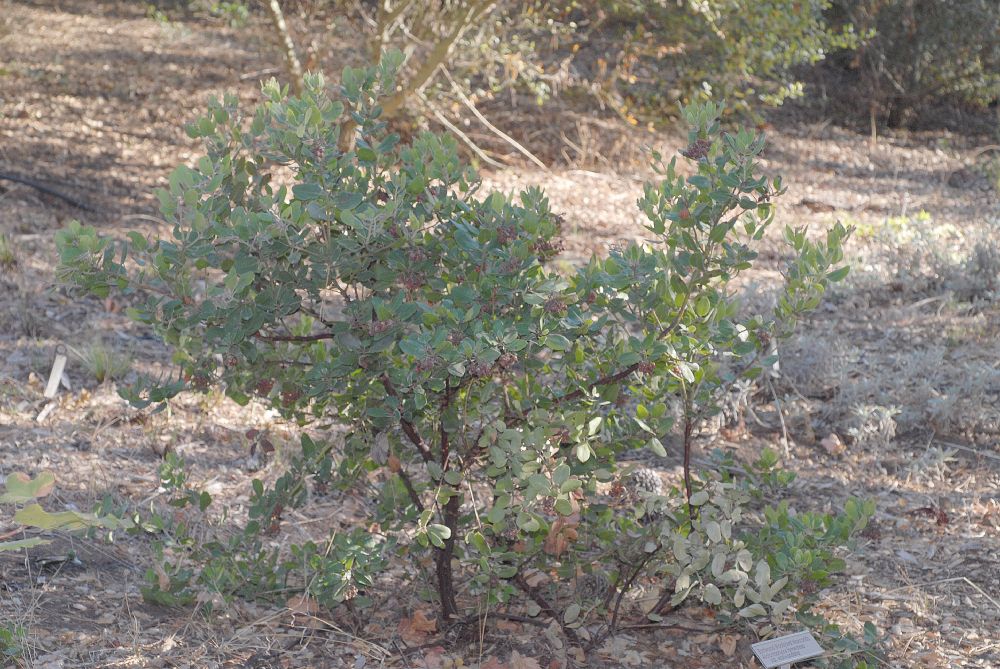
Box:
left=0, top=472, right=127, bottom=553
left=56, top=52, right=872, bottom=656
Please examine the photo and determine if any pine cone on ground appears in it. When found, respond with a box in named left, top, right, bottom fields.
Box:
left=623, top=467, right=665, bottom=523
left=576, top=571, right=613, bottom=603
left=627, top=467, right=664, bottom=497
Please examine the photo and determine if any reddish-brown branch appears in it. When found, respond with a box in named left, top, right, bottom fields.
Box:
left=254, top=331, right=337, bottom=342
left=401, top=421, right=432, bottom=462
left=435, top=493, right=461, bottom=619
left=558, top=362, right=640, bottom=406
left=683, top=413, right=694, bottom=513
left=440, top=377, right=452, bottom=468
left=380, top=374, right=432, bottom=463
left=513, top=574, right=581, bottom=644
left=397, top=467, right=425, bottom=513
left=605, top=549, right=657, bottom=642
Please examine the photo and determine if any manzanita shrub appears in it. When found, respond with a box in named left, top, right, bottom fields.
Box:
left=57, top=53, right=875, bottom=659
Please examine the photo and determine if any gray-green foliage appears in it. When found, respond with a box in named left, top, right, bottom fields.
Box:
left=55, top=53, right=867, bottom=641
left=348, top=0, right=863, bottom=123
left=571, top=0, right=861, bottom=120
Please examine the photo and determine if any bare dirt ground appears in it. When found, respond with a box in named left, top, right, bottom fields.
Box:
left=1, top=2, right=999, bottom=668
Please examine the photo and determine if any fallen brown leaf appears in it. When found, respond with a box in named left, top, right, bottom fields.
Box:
left=399, top=609, right=438, bottom=644
left=286, top=593, right=323, bottom=629
left=544, top=516, right=580, bottom=556
left=509, top=650, right=542, bottom=669
left=479, top=656, right=507, bottom=669
left=495, top=617, right=522, bottom=632
left=418, top=646, right=448, bottom=669
left=821, top=433, right=845, bottom=456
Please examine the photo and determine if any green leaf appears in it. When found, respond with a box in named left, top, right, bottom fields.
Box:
left=0, top=538, right=50, bottom=552
left=543, top=334, right=570, bottom=351
left=559, top=479, right=582, bottom=493
left=428, top=523, right=452, bottom=540
left=126, top=231, right=148, bottom=252
left=826, top=266, right=850, bottom=282
left=0, top=472, right=56, bottom=503
left=647, top=437, right=667, bottom=457
left=689, top=490, right=710, bottom=506
left=705, top=521, right=722, bottom=543
left=564, top=603, right=581, bottom=624
left=398, top=339, right=425, bottom=357
left=14, top=504, right=123, bottom=532
left=738, top=603, right=767, bottom=618
left=291, top=183, right=324, bottom=201
left=470, top=531, right=490, bottom=555
left=333, top=192, right=364, bottom=211
left=695, top=295, right=711, bottom=317
left=517, top=513, right=540, bottom=532
left=587, top=416, right=602, bottom=436
left=506, top=339, right=527, bottom=352
left=633, top=416, right=655, bottom=434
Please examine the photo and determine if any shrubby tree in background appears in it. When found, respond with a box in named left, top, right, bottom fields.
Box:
left=173, top=1, right=862, bottom=135
left=327, top=0, right=863, bottom=124
left=173, top=0, right=994, bottom=140
left=560, top=0, right=861, bottom=121
left=825, top=0, right=1000, bottom=128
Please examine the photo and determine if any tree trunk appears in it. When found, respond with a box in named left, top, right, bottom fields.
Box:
left=379, top=0, right=495, bottom=118
left=434, top=493, right=461, bottom=619
left=265, top=0, right=304, bottom=96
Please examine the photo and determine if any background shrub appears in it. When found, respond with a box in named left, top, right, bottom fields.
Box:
left=823, top=0, right=1000, bottom=128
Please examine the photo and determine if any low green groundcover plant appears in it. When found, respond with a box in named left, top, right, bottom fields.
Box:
left=56, top=52, right=879, bottom=663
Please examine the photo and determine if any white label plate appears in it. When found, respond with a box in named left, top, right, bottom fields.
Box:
left=751, top=630, right=824, bottom=668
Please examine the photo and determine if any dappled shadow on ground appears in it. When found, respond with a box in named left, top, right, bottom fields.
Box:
left=1, top=0, right=269, bottom=223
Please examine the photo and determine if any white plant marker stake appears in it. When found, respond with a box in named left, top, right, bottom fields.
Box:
left=38, top=345, right=68, bottom=423
left=44, top=345, right=68, bottom=399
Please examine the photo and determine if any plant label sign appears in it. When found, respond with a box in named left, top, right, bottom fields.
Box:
left=44, top=348, right=68, bottom=399
left=751, top=630, right=824, bottom=668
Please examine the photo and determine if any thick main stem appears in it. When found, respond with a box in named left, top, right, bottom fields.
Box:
left=607, top=551, right=656, bottom=639
left=683, top=413, right=694, bottom=515
left=435, top=493, right=461, bottom=619
left=380, top=0, right=495, bottom=118
left=435, top=377, right=461, bottom=620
